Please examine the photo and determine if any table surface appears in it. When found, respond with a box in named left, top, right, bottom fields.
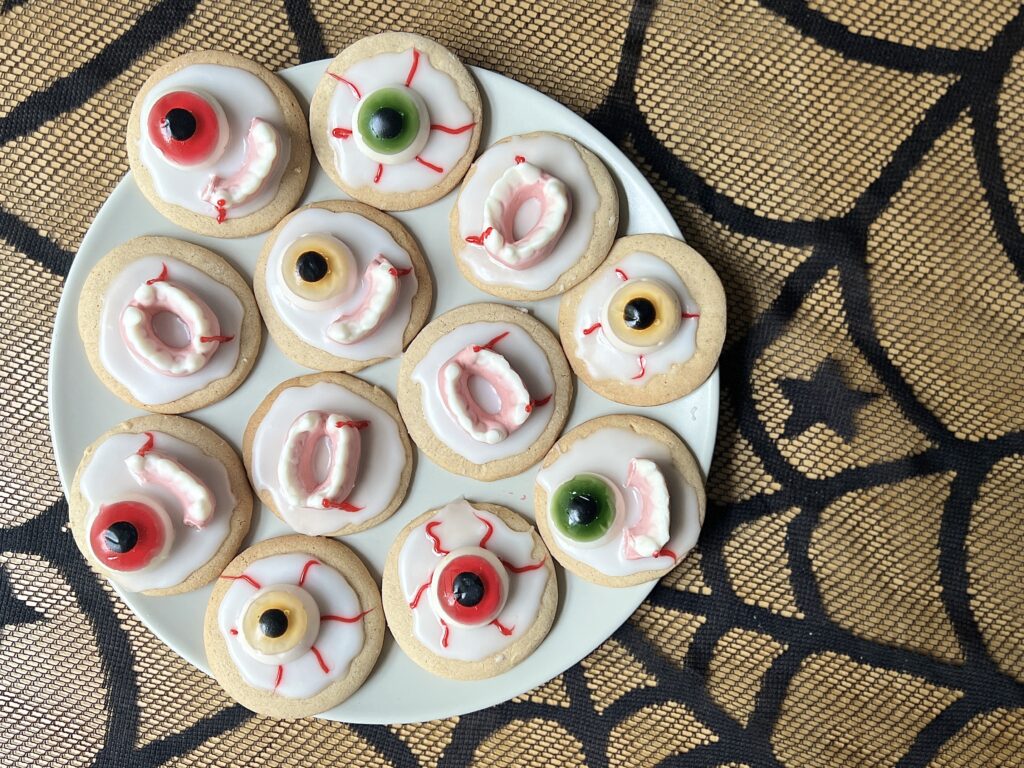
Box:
left=2, top=1, right=1023, bottom=767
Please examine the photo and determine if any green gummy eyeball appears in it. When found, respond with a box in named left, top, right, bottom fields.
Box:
left=357, top=87, right=421, bottom=155
left=551, top=474, right=618, bottom=543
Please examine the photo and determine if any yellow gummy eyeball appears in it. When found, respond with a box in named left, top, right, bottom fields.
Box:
left=241, top=588, right=310, bottom=657
left=606, top=278, right=681, bottom=351
left=281, top=234, right=356, bottom=306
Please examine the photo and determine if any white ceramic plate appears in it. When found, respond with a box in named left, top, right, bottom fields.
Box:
left=49, top=60, right=718, bottom=724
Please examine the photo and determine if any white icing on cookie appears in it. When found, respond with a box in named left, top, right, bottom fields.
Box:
left=218, top=553, right=367, bottom=699
left=326, top=48, right=475, bottom=193
left=397, top=500, right=548, bottom=662
left=250, top=380, right=405, bottom=535
left=535, top=426, right=701, bottom=577
left=573, top=251, right=699, bottom=385
left=138, top=64, right=291, bottom=220
left=79, top=431, right=235, bottom=592
left=456, top=134, right=603, bottom=291
left=265, top=208, right=418, bottom=361
left=410, top=321, right=555, bottom=464
left=98, top=256, right=243, bottom=406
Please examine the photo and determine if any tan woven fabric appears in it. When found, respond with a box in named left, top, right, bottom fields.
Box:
left=1, top=1, right=1022, bottom=766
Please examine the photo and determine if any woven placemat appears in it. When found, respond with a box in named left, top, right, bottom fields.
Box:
left=2, top=1, right=1023, bottom=766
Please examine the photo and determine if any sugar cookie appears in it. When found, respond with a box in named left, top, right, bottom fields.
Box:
left=68, top=415, right=252, bottom=596
left=78, top=236, right=260, bottom=413
left=382, top=499, right=556, bottom=680
left=534, top=414, right=705, bottom=587
left=397, top=303, right=572, bottom=481
left=127, top=50, right=310, bottom=238
left=558, top=234, right=726, bottom=405
left=310, top=32, right=482, bottom=210
left=254, top=200, right=432, bottom=372
left=451, top=132, right=618, bottom=300
left=243, top=372, right=413, bottom=537
left=204, top=535, right=384, bottom=719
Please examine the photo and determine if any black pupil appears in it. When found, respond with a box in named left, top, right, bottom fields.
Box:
left=102, top=521, right=138, bottom=553
left=369, top=107, right=404, bottom=140
left=163, top=108, right=197, bottom=141
left=623, top=297, right=657, bottom=330
left=452, top=572, right=485, bottom=607
left=567, top=493, right=600, bottom=527
left=296, top=251, right=329, bottom=283
left=259, top=609, right=289, bottom=638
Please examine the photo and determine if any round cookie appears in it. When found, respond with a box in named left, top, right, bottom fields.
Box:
left=243, top=372, right=413, bottom=537
left=558, top=234, right=726, bottom=406
left=78, top=236, right=260, bottom=413
left=128, top=50, right=310, bottom=238
left=68, top=414, right=252, bottom=597
left=534, top=414, right=706, bottom=587
left=310, top=32, right=483, bottom=211
left=397, top=303, right=572, bottom=481
left=382, top=499, right=557, bottom=680
left=451, top=132, right=619, bottom=300
left=254, top=199, right=433, bottom=372
left=204, top=535, right=384, bottom=719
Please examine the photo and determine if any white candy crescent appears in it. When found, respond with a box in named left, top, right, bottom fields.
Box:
left=119, top=273, right=227, bottom=377
left=326, top=255, right=403, bottom=345
left=438, top=345, right=531, bottom=445
left=124, top=450, right=216, bottom=529
left=482, top=161, right=571, bottom=270
left=201, top=117, right=280, bottom=220
left=277, top=411, right=363, bottom=510
left=622, top=458, right=671, bottom=559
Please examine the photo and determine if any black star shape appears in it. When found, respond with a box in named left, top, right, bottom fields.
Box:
left=0, top=563, right=45, bottom=629
left=779, top=358, right=878, bottom=443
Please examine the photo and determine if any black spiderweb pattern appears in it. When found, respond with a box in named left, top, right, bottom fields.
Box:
left=1, top=0, right=1022, bottom=766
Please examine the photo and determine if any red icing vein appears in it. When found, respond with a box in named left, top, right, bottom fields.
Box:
left=415, top=156, right=443, bottom=173
left=431, top=122, right=475, bottom=134
left=328, top=71, right=361, bottom=99
left=220, top=573, right=261, bottom=589
left=474, top=514, right=494, bottom=548
left=297, top=559, right=319, bottom=586
left=146, top=263, right=169, bottom=285
left=491, top=618, right=515, bottom=636
left=310, top=645, right=330, bottom=674
left=425, top=521, right=449, bottom=555
left=321, top=608, right=373, bottom=623
left=405, top=48, right=420, bottom=87
left=501, top=556, right=546, bottom=574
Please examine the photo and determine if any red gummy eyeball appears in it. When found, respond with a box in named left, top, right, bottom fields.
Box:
left=433, top=548, right=508, bottom=627
left=146, top=90, right=226, bottom=167
left=88, top=499, right=170, bottom=572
